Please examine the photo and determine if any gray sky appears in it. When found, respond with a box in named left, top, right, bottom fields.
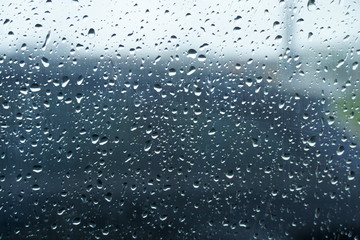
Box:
left=1, top=0, right=359, bottom=59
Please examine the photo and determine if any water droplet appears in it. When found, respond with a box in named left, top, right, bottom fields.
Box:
left=327, top=116, right=335, bottom=125
left=239, top=220, right=249, bottom=228
left=336, top=146, right=344, bottom=156
left=352, top=62, right=358, bottom=70
left=193, top=180, right=200, bottom=188
left=41, top=57, right=49, bottom=67
left=336, top=59, right=345, bottom=68
left=32, top=184, right=40, bottom=191
left=281, top=153, right=291, bottom=161
left=315, top=208, right=320, bottom=218
left=251, top=138, right=259, bottom=147
left=168, top=68, right=176, bottom=76
left=32, top=165, right=43, bottom=173
left=187, top=66, right=196, bottom=75
left=307, top=0, right=316, bottom=10
left=144, top=140, right=152, bottom=152
left=193, top=87, right=202, bottom=96
left=88, top=28, right=95, bottom=38
left=273, top=21, right=280, bottom=29
left=30, top=83, right=41, bottom=92
left=105, top=192, right=112, bottom=202
left=198, top=54, right=206, bottom=62
left=99, top=136, right=108, bottom=145
left=194, top=107, right=202, bottom=116
left=91, top=134, right=99, bottom=144
left=331, top=177, right=338, bottom=185
left=348, top=171, right=355, bottom=181
left=308, top=136, right=316, bottom=147
left=187, top=49, right=197, bottom=58
left=275, top=35, right=282, bottom=42
left=225, top=170, right=234, bottom=179
left=208, top=128, right=216, bottom=136
left=154, top=83, right=162, bottom=92
left=72, top=218, right=81, bottom=225
left=61, top=76, right=70, bottom=87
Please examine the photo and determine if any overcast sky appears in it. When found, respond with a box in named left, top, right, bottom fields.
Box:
left=1, top=0, right=359, bottom=59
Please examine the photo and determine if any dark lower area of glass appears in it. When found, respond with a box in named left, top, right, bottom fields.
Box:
left=0, top=58, right=359, bottom=239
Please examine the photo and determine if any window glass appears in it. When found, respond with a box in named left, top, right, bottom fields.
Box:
left=0, top=0, right=359, bottom=239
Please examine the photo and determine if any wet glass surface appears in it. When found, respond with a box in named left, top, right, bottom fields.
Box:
left=0, top=1, right=359, bottom=239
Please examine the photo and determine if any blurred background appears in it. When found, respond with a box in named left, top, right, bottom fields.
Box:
left=0, top=0, right=359, bottom=239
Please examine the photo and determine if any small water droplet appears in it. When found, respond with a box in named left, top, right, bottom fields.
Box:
left=168, top=68, right=176, bottom=76
left=105, top=192, right=112, bottom=202
left=225, top=170, right=234, bottom=179
left=144, top=140, right=152, bottom=152
left=275, top=35, right=282, bottom=42
left=187, top=49, right=197, bottom=58
left=72, top=218, right=81, bottom=225
left=41, top=57, right=49, bottom=67
left=198, top=54, right=206, bottom=62
left=88, top=28, right=95, bottom=38
left=32, top=165, right=43, bottom=173
left=187, top=66, right=196, bottom=75
left=30, top=83, right=41, bottom=92
left=91, top=134, right=99, bottom=144
left=194, top=87, right=202, bottom=96
left=336, top=146, right=344, bottom=156
left=348, top=171, right=355, bottom=181
left=208, top=128, right=216, bottom=136
left=154, top=83, right=162, bottom=92
left=281, top=153, right=291, bottom=161
left=336, top=59, right=345, bottom=68
left=193, top=180, right=200, bottom=188
left=239, top=220, right=249, bottom=228
left=251, top=138, right=259, bottom=147
left=327, top=116, right=335, bottom=125
left=352, top=62, right=358, bottom=70
left=330, top=177, right=338, bottom=185
left=307, top=0, right=316, bottom=10
left=32, top=184, right=41, bottom=191
left=99, top=136, right=108, bottom=145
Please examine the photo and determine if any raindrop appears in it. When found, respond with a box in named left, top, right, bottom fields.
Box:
left=348, top=171, right=355, bottom=181
left=88, top=28, right=95, bottom=38
left=352, top=62, right=358, bottom=70
left=336, top=146, right=344, bottom=156
left=208, top=128, right=216, bottom=136
left=30, top=83, right=41, bottom=92
left=154, top=83, right=162, bottom=92
left=168, top=68, right=176, bottom=76
left=198, top=54, right=206, bottom=62
left=307, top=0, right=316, bottom=10
left=32, top=184, right=40, bottom=191
left=32, top=165, right=43, bottom=173
left=281, top=153, right=291, bottom=161
left=105, top=192, right=112, bottom=202
left=91, top=134, right=99, bottom=144
left=144, top=140, right=152, bottom=152
left=187, top=66, right=196, bottom=75
left=194, top=87, right=202, bottom=96
left=41, top=57, right=49, bottom=67
left=225, top=170, right=234, bottom=179
left=99, top=136, right=108, bottom=145
left=187, top=49, right=197, bottom=58
left=72, top=218, right=81, bottom=226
